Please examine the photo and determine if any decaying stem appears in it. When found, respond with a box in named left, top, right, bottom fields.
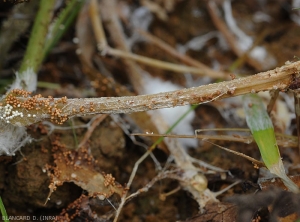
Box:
left=1, top=60, right=299, bottom=127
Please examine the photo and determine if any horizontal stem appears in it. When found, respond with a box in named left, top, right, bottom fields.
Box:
left=105, top=47, right=225, bottom=79
left=1, top=61, right=299, bottom=126
left=62, top=61, right=298, bottom=115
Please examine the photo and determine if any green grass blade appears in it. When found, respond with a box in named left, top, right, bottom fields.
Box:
left=0, top=196, right=9, bottom=222
left=19, top=0, right=56, bottom=75
left=243, top=94, right=280, bottom=167
left=252, top=128, right=279, bottom=166
left=243, top=93, right=299, bottom=193
left=42, top=0, right=85, bottom=60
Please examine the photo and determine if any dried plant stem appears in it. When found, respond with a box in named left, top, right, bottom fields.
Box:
left=105, top=47, right=225, bottom=78
left=114, top=149, right=152, bottom=222
left=204, top=140, right=265, bottom=167
left=77, top=114, right=108, bottom=149
left=56, top=61, right=300, bottom=117
left=91, top=0, right=225, bottom=79
left=293, top=91, right=300, bottom=154
left=133, top=133, right=253, bottom=144
left=137, top=29, right=230, bottom=79
left=133, top=132, right=298, bottom=148
left=267, top=89, right=280, bottom=114
left=125, top=170, right=182, bottom=201
left=89, top=0, right=107, bottom=49
left=2, top=61, right=299, bottom=127
left=96, top=0, right=145, bottom=93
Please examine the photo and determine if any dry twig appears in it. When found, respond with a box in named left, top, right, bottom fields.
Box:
left=2, top=61, right=299, bottom=127
left=137, top=29, right=230, bottom=79
left=77, top=114, right=108, bottom=149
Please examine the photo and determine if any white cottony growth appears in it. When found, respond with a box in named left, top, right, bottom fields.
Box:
left=223, top=0, right=252, bottom=51
left=0, top=69, right=36, bottom=156
left=142, top=73, right=197, bottom=148
left=9, top=68, right=37, bottom=92
left=222, top=0, right=276, bottom=69
left=177, top=31, right=219, bottom=54
left=128, top=6, right=153, bottom=48
left=0, top=124, right=31, bottom=156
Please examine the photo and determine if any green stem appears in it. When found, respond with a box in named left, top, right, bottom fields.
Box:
left=19, top=0, right=55, bottom=77
left=0, top=196, right=9, bottom=222
left=42, top=0, right=85, bottom=60
left=243, top=93, right=299, bottom=193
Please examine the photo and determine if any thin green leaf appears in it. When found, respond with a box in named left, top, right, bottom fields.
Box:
left=19, top=0, right=56, bottom=75
left=243, top=93, right=299, bottom=193
left=0, top=196, right=9, bottom=222
left=42, top=0, right=85, bottom=59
